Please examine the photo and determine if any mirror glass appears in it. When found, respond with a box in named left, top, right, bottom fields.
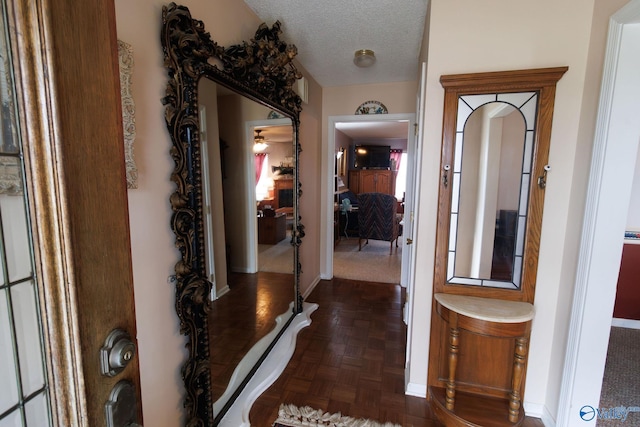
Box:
left=447, top=93, right=537, bottom=289
left=197, top=78, right=297, bottom=416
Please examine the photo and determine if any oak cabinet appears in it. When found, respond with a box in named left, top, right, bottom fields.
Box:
left=348, top=170, right=395, bottom=195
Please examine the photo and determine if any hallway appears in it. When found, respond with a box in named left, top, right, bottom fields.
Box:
left=248, top=278, right=546, bottom=426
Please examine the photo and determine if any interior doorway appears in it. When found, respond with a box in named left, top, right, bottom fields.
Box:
left=331, top=120, right=410, bottom=285
left=558, top=3, right=640, bottom=425
left=244, top=118, right=293, bottom=274
left=321, top=113, right=417, bottom=287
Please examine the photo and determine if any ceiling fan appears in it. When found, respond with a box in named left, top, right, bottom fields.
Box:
left=253, top=129, right=268, bottom=152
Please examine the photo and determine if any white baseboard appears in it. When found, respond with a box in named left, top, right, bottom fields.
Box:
left=612, top=317, right=640, bottom=329
left=216, top=285, right=230, bottom=299
left=540, top=405, right=556, bottom=427
left=405, top=382, right=427, bottom=398
left=523, top=401, right=555, bottom=426
left=302, top=275, right=321, bottom=299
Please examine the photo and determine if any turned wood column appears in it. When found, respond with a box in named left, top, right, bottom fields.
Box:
left=509, top=336, right=529, bottom=422
left=445, top=312, right=459, bottom=410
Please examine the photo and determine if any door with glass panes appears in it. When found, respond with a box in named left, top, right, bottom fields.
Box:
left=0, top=0, right=142, bottom=426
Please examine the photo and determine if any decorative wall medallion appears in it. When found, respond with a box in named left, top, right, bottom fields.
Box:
left=118, top=39, right=138, bottom=189
left=355, top=100, right=388, bottom=115
left=268, top=109, right=286, bottom=119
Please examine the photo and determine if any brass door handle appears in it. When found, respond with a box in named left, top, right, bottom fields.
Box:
left=406, top=238, right=413, bottom=245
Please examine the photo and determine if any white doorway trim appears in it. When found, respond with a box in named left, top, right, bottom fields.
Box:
left=557, top=2, right=640, bottom=426
left=320, top=113, right=416, bottom=283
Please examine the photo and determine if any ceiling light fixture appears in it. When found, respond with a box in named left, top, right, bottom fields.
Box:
left=253, top=129, right=268, bottom=152
left=353, top=49, right=376, bottom=68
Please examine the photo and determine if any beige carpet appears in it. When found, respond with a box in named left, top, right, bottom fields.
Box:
left=258, top=233, right=401, bottom=283
left=596, top=327, right=640, bottom=426
left=333, top=236, right=401, bottom=284
left=258, top=232, right=294, bottom=274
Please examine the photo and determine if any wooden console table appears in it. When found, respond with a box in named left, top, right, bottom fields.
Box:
left=429, top=293, right=534, bottom=426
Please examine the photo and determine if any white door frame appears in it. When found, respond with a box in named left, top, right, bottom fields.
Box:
left=557, top=2, right=640, bottom=426
left=199, top=105, right=218, bottom=299
left=320, top=113, right=416, bottom=283
left=245, top=118, right=292, bottom=272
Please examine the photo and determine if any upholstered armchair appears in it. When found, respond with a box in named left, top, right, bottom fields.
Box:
left=357, top=192, right=399, bottom=255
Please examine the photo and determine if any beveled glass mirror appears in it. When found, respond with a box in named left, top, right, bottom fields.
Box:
left=434, top=67, right=567, bottom=303
left=161, top=4, right=304, bottom=425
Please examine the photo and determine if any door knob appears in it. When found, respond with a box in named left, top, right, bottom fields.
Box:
left=101, top=329, right=136, bottom=377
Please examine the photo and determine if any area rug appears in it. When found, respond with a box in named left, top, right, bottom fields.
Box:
left=272, top=404, right=401, bottom=427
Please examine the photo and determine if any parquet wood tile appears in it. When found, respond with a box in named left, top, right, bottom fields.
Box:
left=247, top=278, right=545, bottom=427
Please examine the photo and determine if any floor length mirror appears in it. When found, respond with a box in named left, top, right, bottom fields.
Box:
left=161, top=4, right=304, bottom=425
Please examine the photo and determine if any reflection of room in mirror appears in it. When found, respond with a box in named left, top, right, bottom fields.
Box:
left=196, top=78, right=297, bottom=417
left=449, top=94, right=537, bottom=289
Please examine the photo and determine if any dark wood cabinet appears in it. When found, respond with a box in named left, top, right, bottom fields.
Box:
left=258, top=213, right=286, bottom=244
left=348, top=170, right=395, bottom=195
left=273, top=178, right=293, bottom=209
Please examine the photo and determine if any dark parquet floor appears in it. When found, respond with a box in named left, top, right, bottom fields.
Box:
left=209, top=272, right=293, bottom=402
left=247, top=277, right=545, bottom=427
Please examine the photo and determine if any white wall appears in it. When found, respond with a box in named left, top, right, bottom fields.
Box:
left=627, top=150, right=640, bottom=229
left=414, top=0, right=629, bottom=420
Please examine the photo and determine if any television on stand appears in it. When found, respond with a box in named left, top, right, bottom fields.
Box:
left=353, top=145, right=391, bottom=170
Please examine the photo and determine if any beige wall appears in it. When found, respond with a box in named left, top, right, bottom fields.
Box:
left=415, top=0, right=630, bottom=419
left=323, top=81, right=417, bottom=118
left=114, top=0, right=321, bottom=424
left=628, top=150, right=640, bottom=229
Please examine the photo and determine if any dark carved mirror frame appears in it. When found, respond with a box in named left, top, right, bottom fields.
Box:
left=160, top=3, right=304, bottom=425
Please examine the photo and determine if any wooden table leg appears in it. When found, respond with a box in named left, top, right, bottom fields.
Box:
left=445, top=313, right=459, bottom=411
left=509, top=336, right=529, bottom=422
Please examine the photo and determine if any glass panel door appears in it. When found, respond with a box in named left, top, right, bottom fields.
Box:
left=0, top=0, right=51, bottom=425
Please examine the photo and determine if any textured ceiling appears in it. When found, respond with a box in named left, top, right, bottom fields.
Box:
left=243, top=0, right=428, bottom=88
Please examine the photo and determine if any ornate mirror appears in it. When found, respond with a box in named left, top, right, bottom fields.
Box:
left=161, top=4, right=304, bottom=425
left=434, top=67, right=567, bottom=303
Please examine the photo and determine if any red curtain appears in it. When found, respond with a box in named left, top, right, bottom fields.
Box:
left=255, top=153, right=267, bottom=183
left=390, top=149, right=403, bottom=172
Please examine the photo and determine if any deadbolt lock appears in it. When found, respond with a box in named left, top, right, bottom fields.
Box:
left=101, top=329, right=136, bottom=377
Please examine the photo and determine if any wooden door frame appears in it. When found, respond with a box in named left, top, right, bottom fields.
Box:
left=8, top=0, right=141, bottom=425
